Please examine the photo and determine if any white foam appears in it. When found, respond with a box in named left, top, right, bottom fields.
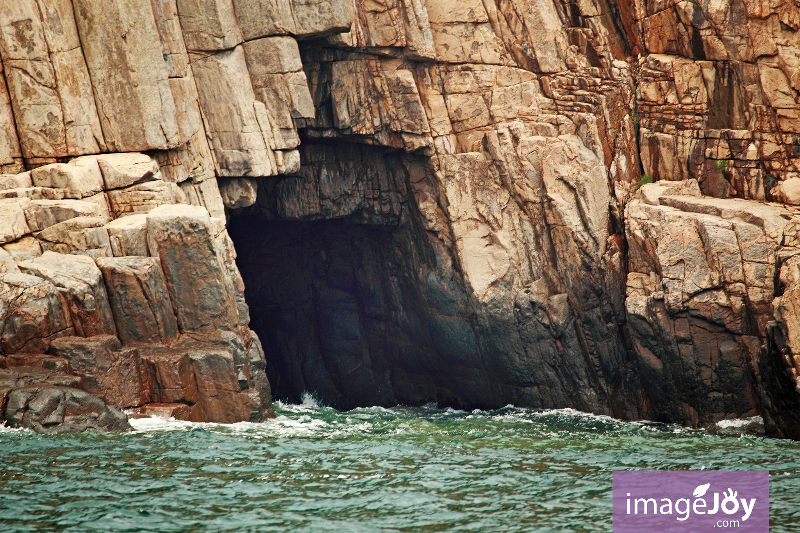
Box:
left=715, top=416, right=764, bottom=429
left=0, top=422, right=30, bottom=434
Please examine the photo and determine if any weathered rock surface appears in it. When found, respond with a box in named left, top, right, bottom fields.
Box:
left=3, top=0, right=800, bottom=437
left=3, top=385, right=131, bottom=434
left=0, top=152, right=272, bottom=430
left=0, top=366, right=130, bottom=433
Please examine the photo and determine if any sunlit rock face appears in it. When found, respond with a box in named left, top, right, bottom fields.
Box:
left=2, top=0, right=800, bottom=436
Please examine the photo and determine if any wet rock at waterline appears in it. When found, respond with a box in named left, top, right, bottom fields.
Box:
left=2, top=0, right=800, bottom=437
left=0, top=163, right=274, bottom=431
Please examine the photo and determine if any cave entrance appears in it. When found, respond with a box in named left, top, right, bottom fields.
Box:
left=227, top=214, right=446, bottom=409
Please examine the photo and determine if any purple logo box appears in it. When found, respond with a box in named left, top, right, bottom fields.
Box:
left=613, top=470, right=769, bottom=532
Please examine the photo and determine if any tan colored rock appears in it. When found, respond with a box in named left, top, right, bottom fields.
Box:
left=146, top=204, right=238, bottom=333
left=429, top=18, right=506, bottom=65
left=23, top=199, right=109, bottom=233
left=49, top=336, right=143, bottom=409
left=324, top=59, right=429, bottom=139
left=0, top=272, right=72, bottom=354
left=105, top=215, right=149, bottom=257
left=0, top=187, right=67, bottom=201
left=19, top=252, right=116, bottom=337
left=0, top=0, right=105, bottom=158
left=0, top=247, right=19, bottom=275
left=176, top=0, right=242, bottom=51
left=150, top=0, right=190, bottom=78
left=442, top=152, right=513, bottom=299
left=96, top=257, right=179, bottom=346
left=243, top=37, right=314, bottom=121
left=290, top=0, right=353, bottom=37
left=192, top=46, right=278, bottom=177
left=219, top=178, right=258, bottom=209
left=533, top=135, right=610, bottom=258
left=93, top=153, right=160, bottom=190
left=445, top=93, right=491, bottom=132
left=0, top=173, right=32, bottom=191
left=72, top=0, right=181, bottom=152
left=0, top=198, right=32, bottom=244
left=0, top=2, right=67, bottom=158
left=771, top=178, right=800, bottom=206
left=232, top=0, right=296, bottom=40
left=106, top=181, right=184, bottom=218
left=30, top=162, right=104, bottom=199
left=0, top=58, right=24, bottom=173
left=2, top=59, right=66, bottom=159
left=153, top=129, right=217, bottom=184
left=36, top=0, right=106, bottom=154
left=2, top=236, right=42, bottom=263
left=180, top=179, right=227, bottom=219
left=243, top=36, right=314, bottom=150
left=243, top=36, right=303, bottom=74
left=36, top=216, right=111, bottom=258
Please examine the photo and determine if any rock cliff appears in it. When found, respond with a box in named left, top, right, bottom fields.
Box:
left=1, top=0, right=800, bottom=437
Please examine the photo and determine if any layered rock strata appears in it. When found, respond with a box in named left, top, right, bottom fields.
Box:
left=2, top=0, right=800, bottom=437
left=0, top=154, right=273, bottom=431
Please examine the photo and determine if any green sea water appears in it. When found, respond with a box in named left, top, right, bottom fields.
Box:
left=1, top=399, right=798, bottom=532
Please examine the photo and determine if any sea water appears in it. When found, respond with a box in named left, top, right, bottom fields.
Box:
left=1, top=397, right=799, bottom=532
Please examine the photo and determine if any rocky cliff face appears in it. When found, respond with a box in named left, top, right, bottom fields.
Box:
left=1, top=0, right=800, bottom=436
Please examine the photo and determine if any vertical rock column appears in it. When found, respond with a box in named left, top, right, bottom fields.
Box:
left=146, top=204, right=240, bottom=334
left=192, top=46, right=278, bottom=177
left=72, top=0, right=183, bottom=152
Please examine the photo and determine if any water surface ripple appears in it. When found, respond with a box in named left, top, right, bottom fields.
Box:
left=1, top=401, right=798, bottom=532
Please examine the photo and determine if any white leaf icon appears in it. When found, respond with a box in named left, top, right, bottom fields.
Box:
left=693, top=483, right=710, bottom=498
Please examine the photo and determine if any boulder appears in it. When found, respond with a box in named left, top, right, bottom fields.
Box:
left=30, top=162, right=104, bottom=199
left=49, top=336, right=143, bottom=410
left=18, top=252, right=117, bottom=337
left=96, top=257, right=179, bottom=346
left=2, top=235, right=42, bottom=263
left=0, top=173, right=32, bottom=190
left=104, top=214, right=149, bottom=257
left=146, top=205, right=238, bottom=333
left=3, top=386, right=130, bottom=433
left=0, top=272, right=72, bottom=354
left=219, top=177, right=258, bottom=209
left=36, top=216, right=111, bottom=258
left=93, top=153, right=161, bottom=190
left=771, top=178, right=800, bottom=206
left=0, top=198, right=30, bottom=244
left=23, top=198, right=109, bottom=233
left=106, top=181, right=185, bottom=218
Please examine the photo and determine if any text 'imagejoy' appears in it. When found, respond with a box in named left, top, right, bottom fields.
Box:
left=613, top=470, right=769, bottom=532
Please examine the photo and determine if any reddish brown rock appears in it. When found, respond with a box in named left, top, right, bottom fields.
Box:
left=49, top=336, right=144, bottom=410
left=146, top=205, right=239, bottom=334
left=3, top=353, right=70, bottom=373
left=18, top=253, right=117, bottom=338
left=96, top=257, right=179, bottom=346
left=139, top=342, right=265, bottom=423
left=0, top=272, right=72, bottom=354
